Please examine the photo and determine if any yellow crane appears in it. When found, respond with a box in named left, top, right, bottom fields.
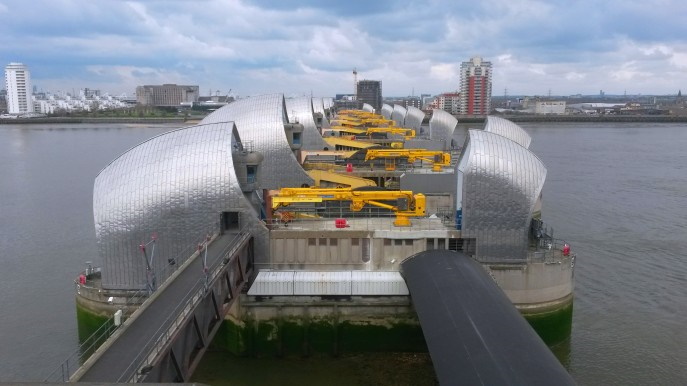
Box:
left=365, top=127, right=415, bottom=139
left=364, top=149, right=451, bottom=172
left=270, top=187, right=426, bottom=227
left=328, top=126, right=415, bottom=140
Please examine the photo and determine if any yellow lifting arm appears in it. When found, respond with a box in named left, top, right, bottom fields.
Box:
left=365, top=127, right=415, bottom=139
left=270, top=187, right=426, bottom=227
left=364, top=149, right=451, bottom=172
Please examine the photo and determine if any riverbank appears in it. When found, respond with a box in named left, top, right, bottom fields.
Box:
left=4, top=114, right=687, bottom=126
left=0, top=117, right=188, bottom=124
left=453, top=114, right=687, bottom=123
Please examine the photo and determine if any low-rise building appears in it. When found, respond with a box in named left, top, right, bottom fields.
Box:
left=534, top=101, right=566, bottom=115
left=428, top=92, right=461, bottom=115
left=136, top=84, right=199, bottom=107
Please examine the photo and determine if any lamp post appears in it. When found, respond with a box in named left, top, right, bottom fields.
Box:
left=139, top=234, right=157, bottom=295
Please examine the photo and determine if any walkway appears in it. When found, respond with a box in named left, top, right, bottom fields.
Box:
left=75, top=231, right=245, bottom=383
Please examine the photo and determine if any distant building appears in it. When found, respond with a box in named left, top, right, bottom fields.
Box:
left=429, top=92, right=461, bottom=115
left=136, top=84, right=199, bottom=107
left=534, top=101, right=566, bottom=115
left=4, top=62, right=34, bottom=114
left=459, top=56, right=492, bottom=115
left=384, top=96, right=423, bottom=110
left=83, top=88, right=101, bottom=98
left=356, top=80, right=382, bottom=112
left=334, top=93, right=360, bottom=111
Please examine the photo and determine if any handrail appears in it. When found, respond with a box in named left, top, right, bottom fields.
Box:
left=44, top=230, right=226, bottom=382
left=117, top=230, right=251, bottom=382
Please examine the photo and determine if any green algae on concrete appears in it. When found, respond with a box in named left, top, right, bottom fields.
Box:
left=192, top=351, right=437, bottom=386
left=523, top=301, right=574, bottom=347
left=211, top=315, right=426, bottom=357
left=75, top=302, right=114, bottom=360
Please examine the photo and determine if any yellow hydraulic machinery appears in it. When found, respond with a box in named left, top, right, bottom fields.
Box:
left=306, top=169, right=377, bottom=189
left=324, top=137, right=376, bottom=151
left=328, top=126, right=415, bottom=140
left=270, top=187, right=426, bottom=227
left=365, top=127, right=415, bottom=140
left=332, top=116, right=396, bottom=128
left=364, top=149, right=451, bottom=172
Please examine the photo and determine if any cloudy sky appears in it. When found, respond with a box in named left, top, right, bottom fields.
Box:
left=1, top=0, right=686, bottom=98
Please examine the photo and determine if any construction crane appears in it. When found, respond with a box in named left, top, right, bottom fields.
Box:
left=364, top=149, right=451, bottom=172
left=270, top=187, right=426, bottom=227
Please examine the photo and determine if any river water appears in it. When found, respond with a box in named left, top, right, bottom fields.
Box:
left=0, top=122, right=685, bottom=384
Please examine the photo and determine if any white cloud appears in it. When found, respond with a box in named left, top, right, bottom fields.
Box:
left=429, top=63, right=456, bottom=81
left=3, top=0, right=687, bottom=96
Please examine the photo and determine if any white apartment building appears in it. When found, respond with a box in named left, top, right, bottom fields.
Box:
left=34, top=92, right=131, bottom=114
left=4, top=62, right=34, bottom=114
left=428, top=92, right=461, bottom=115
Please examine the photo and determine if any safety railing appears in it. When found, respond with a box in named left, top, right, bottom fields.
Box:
left=266, top=212, right=456, bottom=232
left=117, top=230, right=251, bottom=382
left=45, top=230, right=224, bottom=383
left=527, top=238, right=575, bottom=264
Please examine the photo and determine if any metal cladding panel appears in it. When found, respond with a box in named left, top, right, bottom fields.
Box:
left=429, top=109, right=457, bottom=143
left=381, top=104, right=394, bottom=119
left=362, top=103, right=374, bottom=113
left=93, top=122, right=246, bottom=290
left=484, top=115, right=532, bottom=149
left=285, top=96, right=328, bottom=150
left=247, top=271, right=295, bottom=295
left=201, top=94, right=312, bottom=189
left=458, top=129, right=547, bottom=262
left=351, top=271, right=409, bottom=295
left=391, top=104, right=407, bottom=127
left=404, top=106, right=425, bottom=131
left=312, top=97, right=331, bottom=128
left=293, top=271, right=352, bottom=295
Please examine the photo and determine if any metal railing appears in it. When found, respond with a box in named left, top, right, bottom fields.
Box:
left=44, top=231, right=225, bottom=383
left=527, top=237, right=575, bottom=264
left=117, top=230, right=251, bottom=382
left=266, top=212, right=456, bottom=232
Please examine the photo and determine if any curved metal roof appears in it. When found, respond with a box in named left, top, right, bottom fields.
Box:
left=201, top=94, right=312, bottom=189
left=285, top=96, right=328, bottom=150
left=362, top=103, right=374, bottom=113
left=312, top=97, right=331, bottom=128
left=93, top=122, right=247, bottom=290
left=391, top=104, right=407, bottom=127
left=484, top=115, right=531, bottom=148
left=429, top=109, right=457, bottom=143
left=380, top=104, right=393, bottom=119
left=404, top=106, right=425, bottom=131
left=457, top=129, right=546, bottom=262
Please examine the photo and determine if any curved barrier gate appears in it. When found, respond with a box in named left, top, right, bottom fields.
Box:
left=401, top=250, right=575, bottom=385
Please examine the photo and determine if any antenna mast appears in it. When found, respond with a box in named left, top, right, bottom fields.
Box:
left=353, top=68, right=358, bottom=100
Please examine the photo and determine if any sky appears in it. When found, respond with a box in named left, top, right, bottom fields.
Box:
left=1, top=0, right=686, bottom=98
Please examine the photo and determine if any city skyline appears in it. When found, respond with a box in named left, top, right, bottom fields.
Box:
left=1, top=0, right=686, bottom=97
